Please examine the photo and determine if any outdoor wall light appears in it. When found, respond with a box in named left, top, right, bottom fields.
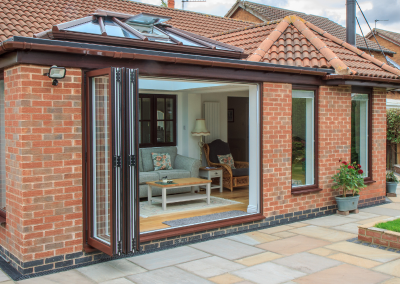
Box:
left=43, top=65, right=66, bottom=86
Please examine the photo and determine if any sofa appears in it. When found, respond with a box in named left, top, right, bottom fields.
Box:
left=139, top=146, right=201, bottom=198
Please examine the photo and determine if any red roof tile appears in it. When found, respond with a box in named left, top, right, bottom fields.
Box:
left=225, top=1, right=394, bottom=54
left=211, top=16, right=400, bottom=79
left=0, top=0, right=252, bottom=42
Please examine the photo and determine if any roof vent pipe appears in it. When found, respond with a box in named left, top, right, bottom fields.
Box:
left=346, top=0, right=356, bottom=46
left=168, top=0, right=175, bottom=8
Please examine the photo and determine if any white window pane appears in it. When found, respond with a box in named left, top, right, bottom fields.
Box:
left=292, top=91, right=314, bottom=187
left=351, top=94, right=368, bottom=177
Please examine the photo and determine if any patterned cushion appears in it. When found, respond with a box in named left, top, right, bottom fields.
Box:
left=151, top=153, right=173, bottom=171
left=217, top=153, right=236, bottom=169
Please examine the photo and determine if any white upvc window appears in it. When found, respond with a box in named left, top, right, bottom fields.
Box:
left=292, top=90, right=315, bottom=187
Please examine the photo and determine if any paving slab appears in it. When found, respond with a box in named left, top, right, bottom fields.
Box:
left=235, top=252, right=282, bottom=266
left=328, top=253, right=381, bottom=268
left=127, top=266, right=212, bottom=284
left=301, top=215, right=358, bottom=227
left=287, top=223, right=308, bottom=228
left=382, top=278, right=400, bottom=284
left=272, top=252, right=341, bottom=274
left=308, top=247, right=335, bottom=256
left=227, top=232, right=280, bottom=245
left=326, top=242, right=400, bottom=263
left=18, top=270, right=96, bottom=284
left=190, top=238, right=265, bottom=260
left=288, top=225, right=356, bottom=242
left=332, top=222, right=360, bottom=234
left=258, top=225, right=293, bottom=234
left=295, top=264, right=390, bottom=284
left=343, top=212, right=379, bottom=220
left=256, top=235, right=330, bottom=256
left=99, top=278, right=135, bottom=284
left=272, top=231, right=297, bottom=238
left=232, top=262, right=306, bottom=284
left=177, top=256, right=245, bottom=278
left=77, top=261, right=140, bottom=283
left=380, top=203, right=400, bottom=210
left=0, top=270, right=10, bottom=283
left=388, top=197, right=400, bottom=203
left=357, top=215, right=392, bottom=225
left=127, top=246, right=210, bottom=270
left=208, top=273, right=244, bottom=284
left=374, top=259, right=400, bottom=277
left=360, top=207, right=400, bottom=217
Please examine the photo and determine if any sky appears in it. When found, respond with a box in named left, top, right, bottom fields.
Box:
left=138, top=0, right=400, bottom=34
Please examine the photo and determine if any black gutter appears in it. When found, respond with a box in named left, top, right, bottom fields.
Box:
left=4, top=36, right=336, bottom=74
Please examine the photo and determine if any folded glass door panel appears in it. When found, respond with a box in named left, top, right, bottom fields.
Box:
left=123, top=68, right=140, bottom=253
left=87, top=68, right=123, bottom=256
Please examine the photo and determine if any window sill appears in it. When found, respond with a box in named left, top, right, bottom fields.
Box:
left=364, top=179, right=376, bottom=185
left=292, top=187, right=323, bottom=195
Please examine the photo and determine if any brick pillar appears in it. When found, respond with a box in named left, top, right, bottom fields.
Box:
left=318, top=85, right=352, bottom=203
left=262, top=83, right=292, bottom=217
left=362, top=88, right=386, bottom=200
left=3, top=64, right=82, bottom=269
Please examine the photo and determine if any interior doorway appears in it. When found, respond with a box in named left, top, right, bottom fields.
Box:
left=228, top=97, right=249, bottom=162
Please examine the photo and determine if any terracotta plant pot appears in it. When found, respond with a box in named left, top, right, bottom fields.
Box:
left=386, top=182, right=398, bottom=194
left=335, top=194, right=360, bottom=212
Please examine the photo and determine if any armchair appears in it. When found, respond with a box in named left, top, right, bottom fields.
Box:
left=203, top=139, right=249, bottom=191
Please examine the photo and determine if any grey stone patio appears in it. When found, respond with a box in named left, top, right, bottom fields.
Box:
left=3, top=188, right=400, bottom=284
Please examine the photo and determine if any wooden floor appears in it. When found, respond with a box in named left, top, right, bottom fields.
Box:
left=140, top=187, right=249, bottom=232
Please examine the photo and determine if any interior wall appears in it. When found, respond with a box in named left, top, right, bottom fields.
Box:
left=201, top=91, right=249, bottom=143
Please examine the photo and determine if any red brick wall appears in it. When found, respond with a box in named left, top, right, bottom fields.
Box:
left=2, top=64, right=82, bottom=263
left=364, top=88, right=386, bottom=200
left=262, top=84, right=386, bottom=217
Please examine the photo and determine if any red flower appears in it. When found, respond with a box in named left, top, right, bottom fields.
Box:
left=342, top=161, right=348, bottom=165
left=357, top=164, right=362, bottom=169
left=348, top=165, right=354, bottom=169
left=339, top=159, right=342, bottom=162
left=358, top=169, right=364, bottom=174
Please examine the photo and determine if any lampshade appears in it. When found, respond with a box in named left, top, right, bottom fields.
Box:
left=191, top=119, right=210, bottom=136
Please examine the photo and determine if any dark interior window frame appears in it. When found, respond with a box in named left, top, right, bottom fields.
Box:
left=139, top=94, right=177, bottom=148
left=351, top=86, right=374, bottom=183
left=291, top=85, right=321, bottom=194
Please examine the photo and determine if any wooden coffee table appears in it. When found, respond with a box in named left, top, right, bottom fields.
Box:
left=146, top=177, right=212, bottom=210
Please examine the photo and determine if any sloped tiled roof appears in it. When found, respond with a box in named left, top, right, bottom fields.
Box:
left=366, top=28, right=400, bottom=47
left=0, top=0, right=252, bottom=42
left=225, top=1, right=394, bottom=54
left=211, top=16, right=400, bottom=79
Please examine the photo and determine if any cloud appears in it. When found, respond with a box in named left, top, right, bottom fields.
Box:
left=358, top=0, right=400, bottom=28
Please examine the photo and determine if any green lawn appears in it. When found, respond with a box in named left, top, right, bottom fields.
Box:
left=375, top=218, right=400, bottom=233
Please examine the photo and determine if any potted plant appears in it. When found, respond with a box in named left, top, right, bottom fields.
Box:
left=386, top=171, right=398, bottom=194
left=332, top=160, right=366, bottom=212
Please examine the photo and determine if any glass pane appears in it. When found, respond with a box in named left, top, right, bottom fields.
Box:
left=92, top=75, right=111, bottom=244
left=104, top=18, right=137, bottom=38
left=141, top=98, right=151, bottom=120
left=166, top=121, right=174, bottom=143
left=141, top=121, right=151, bottom=144
left=351, top=94, right=368, bottom=177
left=157, top=121, right=165, bottom=143
left=66, top=21, right=101, bottom=35
left=157, top=98, right=165, bottom=120
left=292, top=92, right=314, bottom=187
left=166, top=98, right=174, bottom=120
left=0, top=80, right=5, bottom=210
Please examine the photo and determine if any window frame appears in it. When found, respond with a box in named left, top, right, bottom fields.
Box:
left=351, top=86, right=373, bottom=183
left=139, top=94, right=177, bottom=148
left=291, top=85, right=320, bottom=194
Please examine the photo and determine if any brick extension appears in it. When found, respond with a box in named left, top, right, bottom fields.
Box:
left=0, top=67, right=388, bottom=275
